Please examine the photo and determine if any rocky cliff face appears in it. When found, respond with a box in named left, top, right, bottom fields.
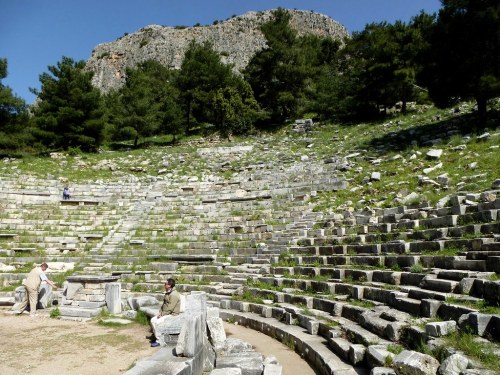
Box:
left=84, top=9, right=348, bottom=93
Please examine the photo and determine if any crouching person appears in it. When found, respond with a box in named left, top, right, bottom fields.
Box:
left=13, top=262, right=57, bottom=316
left=150, top=278, right=180, bottom=347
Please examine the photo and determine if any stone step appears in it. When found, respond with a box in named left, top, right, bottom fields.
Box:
left=343, top=323, right=387, bottom=346
left=59, top=306, right=102, bottom=319
left=419, top=276, right=459, bottom=293
left=391, top=296, right=421, bottom=316
left=219, top=309, right=363, bottom=375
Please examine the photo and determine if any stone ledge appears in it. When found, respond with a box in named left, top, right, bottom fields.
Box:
left=219, top=309, right=358, bottom=375
left=66, top=275, right=120, bottom=283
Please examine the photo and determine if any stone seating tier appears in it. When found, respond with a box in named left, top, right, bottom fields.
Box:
left=216, top=300, right=496, bottom=375
left=1, top=170, right=499, bottom=373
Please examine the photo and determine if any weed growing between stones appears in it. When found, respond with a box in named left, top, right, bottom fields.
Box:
left=97, top=308, right=111, bottom=319
left=135, top=310, right=150, bottom=326
left=50, top=307, right=61, bottom=319
left=387, top=343, right=404, bottom=355
left=283, top=335, right=295, bottom=350
left=409, top=262, right=425, bottom=273
left=489, top=273, right=500, bottom=281
left=384, top=355, right=394, bottom=367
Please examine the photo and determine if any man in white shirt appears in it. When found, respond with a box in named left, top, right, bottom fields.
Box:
left=14, top=262, right=57, bottom=316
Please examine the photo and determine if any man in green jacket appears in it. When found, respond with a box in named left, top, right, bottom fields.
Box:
left=150, top=278, right=181, bottom=347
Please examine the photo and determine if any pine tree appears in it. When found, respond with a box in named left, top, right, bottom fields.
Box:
left=32, top=56, right=104, bottom=152
left=420, top=0, right=500, bottom=121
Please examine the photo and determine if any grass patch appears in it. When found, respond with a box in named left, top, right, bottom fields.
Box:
left=347, top=299, right=376, bottom=309
left=246, top=279, right=283, bottom=292
left=445, top=296, right=500, bottom=314
left=387, top=343, right=404, bottom=355
left=441, top=331, right=499, bottom=371
left=97, top=319, right=130, bottom=328
left=135, top=310, right=150, bottom=326
left=489, top=273, right=500, bottom=281
left=232, top=290, right=264, bottom=304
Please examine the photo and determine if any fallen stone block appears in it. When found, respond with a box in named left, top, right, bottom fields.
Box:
left=349, top=343, right=366, bottom=365
left=366, top=345, right=394, bottom=368
left=216, top=352, right=264, bottom=375
left=58, top=306, right=101, bottom=318
left=218, top=338, right=253, bottom=355
left=437, top=353, right=468, bottom=375
left=127, top=296, right=159, bottom=312
left=263, top=363, right=282, bottom=375
left=124, top=349, right=189, bottom=375
left=210, top=369, right=242, bottom=375
left=425, top=320, right=457, bottom=337
left=371, top=367, right=396, bottom=375
left=458, top=312, right=500, bottom=340
left=393, top=350, right=440, bottom=375
left=207, top=316, right=227, bottom=351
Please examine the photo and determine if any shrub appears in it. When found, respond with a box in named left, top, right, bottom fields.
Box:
left=50, top=307, right=61, bottom=319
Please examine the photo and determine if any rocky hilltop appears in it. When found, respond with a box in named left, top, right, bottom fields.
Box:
left=84, top=9, right=348, bottom=93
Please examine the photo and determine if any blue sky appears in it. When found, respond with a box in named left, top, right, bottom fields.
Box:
left=1, top=0, right=441, bottom=104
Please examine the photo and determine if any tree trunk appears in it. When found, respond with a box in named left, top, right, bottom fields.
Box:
left=476, top=97, right=487, bottom=124
left=186, top=99, right=192, bottom=133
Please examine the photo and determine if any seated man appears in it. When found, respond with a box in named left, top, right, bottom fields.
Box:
left=150, top=278, right=181, bottom=347
left=62, top=186, right=71, bottom=200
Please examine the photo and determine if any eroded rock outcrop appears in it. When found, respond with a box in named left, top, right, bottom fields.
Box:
left=85, top=9, right=348, bottom=93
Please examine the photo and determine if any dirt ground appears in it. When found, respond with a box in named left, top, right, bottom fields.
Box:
left=224, top=322, right=316, bottom=375
left=0, top=310, right=315, bottom=375
left=0, top=311, right=157, bottom=375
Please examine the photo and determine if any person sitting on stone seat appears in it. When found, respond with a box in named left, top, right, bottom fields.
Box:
left=62, top=186, right=71, bottom=200
left=149, top=278, right=181, bottom=347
